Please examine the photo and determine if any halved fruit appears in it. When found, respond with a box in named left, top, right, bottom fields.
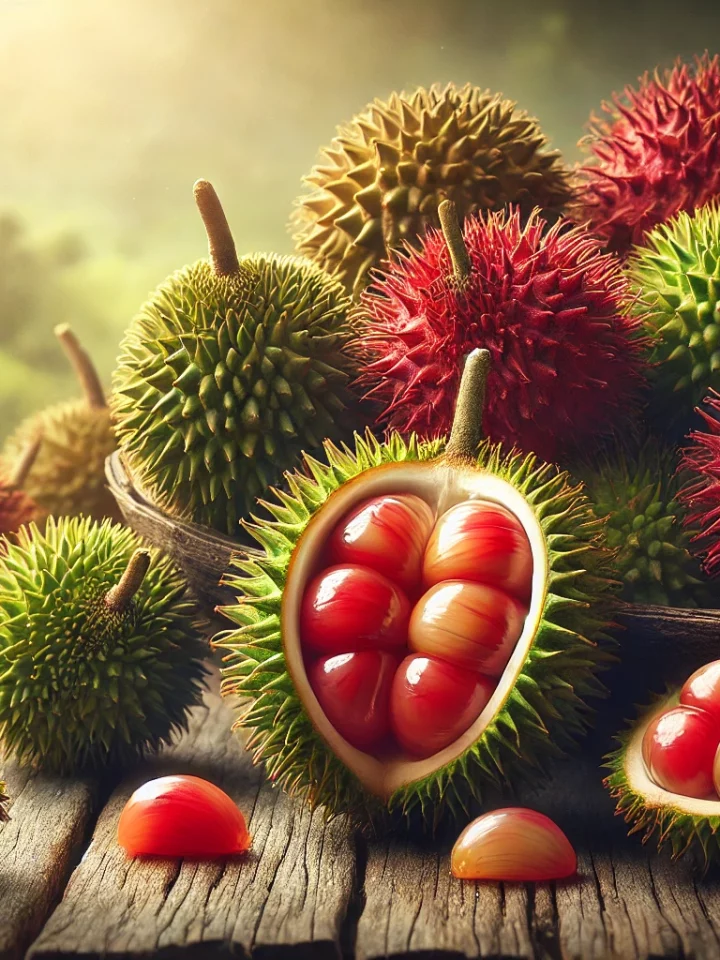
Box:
left=215, top=349, right=616, bottom=828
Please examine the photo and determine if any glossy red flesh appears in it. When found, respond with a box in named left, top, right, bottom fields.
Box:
left=680, top=660, right=720, bottom=724
left=301, top=494, right=533, bottom=759
left=642, top=706, right=720, bottom=799
left=117, top=775, right=250, bottom=858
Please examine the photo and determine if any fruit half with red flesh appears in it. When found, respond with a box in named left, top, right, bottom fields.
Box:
left=117, top=775, right=250, bottom=858
left=680, top=661, right=720, bottom=725
left=328, top=494, right=435, bottom=593
left=641, top=705, right=720, bottom=799
left=216, top=343, right=617, bottom=828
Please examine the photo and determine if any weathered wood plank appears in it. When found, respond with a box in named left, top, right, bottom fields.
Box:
left=29, top=674, right=356, bottom=960
left=0, top=760, right=96, bottom=960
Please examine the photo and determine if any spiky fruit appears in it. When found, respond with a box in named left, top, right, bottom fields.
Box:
left=0, top=517, right=208, bottom=772
left=354, top=201, right=646, bottom=464
left=606, top=666, right=720, bottom=863
left=0, top=438, right=41, bottom=547
left=215, top=349, right=616, bottom=828
left=293, top=83, right=573, bottom=298
left=579, top=53, right=720, bottom=255
left=680, top=391, right=720, bottom=577
left=113, top=181, right=358, bottom=535
left=1, top=325, right=119, bottom=524
left=576, top=441, right=711, bottom=607
left=625, top=203, right=720, bottom=433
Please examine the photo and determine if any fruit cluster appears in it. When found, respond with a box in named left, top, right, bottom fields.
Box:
left=301, top=492, right=532, bottom=759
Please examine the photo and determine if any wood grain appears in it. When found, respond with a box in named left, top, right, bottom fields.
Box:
left=29, top=674, right=356, bottom=960
left=0, top=760, right=96, bottom=960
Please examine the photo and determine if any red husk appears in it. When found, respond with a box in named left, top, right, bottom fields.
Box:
left=680, top=391, right=720, bottom=576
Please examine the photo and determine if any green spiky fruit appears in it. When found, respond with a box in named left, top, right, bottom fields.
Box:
left=576, top=443, right=712, bottom=607
left=606, top=693, right=720, bottom=864
left=113, top=181, right=358, bottom=535
left=214, top=350, right=616, bottom=829
left=0, top=325, right=119, bottom=524
left=626, top=202, right=720, bottom=434
left=0, top=517, right=208, bottom=772
left=292, top=82, right=573, bottom=297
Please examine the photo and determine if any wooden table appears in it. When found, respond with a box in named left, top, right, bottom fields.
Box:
left=3, top=660, right=720, bottom=960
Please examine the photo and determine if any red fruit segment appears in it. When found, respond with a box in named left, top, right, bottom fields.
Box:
left=423, top=501, right=533, bottom=603
left=408, top=580, right=525, bottom=675
left=301, top=565, right=411, bottom=655
left=309, top=650, right=398, bottom=751
left=680, top=660, right=720, bottom=724
left=451, top=808, right=577, bottom=881
left=117, top=775, right=250, bottom=858
left=329, top=494, right=435, bottom=592
left=642, top=706, right=720, bottom=799
left=389, top=655, right=494, bottom=758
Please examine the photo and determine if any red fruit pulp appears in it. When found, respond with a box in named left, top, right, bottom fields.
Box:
left=308, top=651, right=398, bottom=751
left=680, top=660, right=720, bottom=724
left=422, top=502, right=533, bottom=603
left=389, top=655, right=495, bottom=758
left=117, top=775, right=250, bottom=858
left=329, top=494, right=435, bottom=592
left=642, top=705, right=720, bottom=798
left=301, top=565, right=410, bottom=655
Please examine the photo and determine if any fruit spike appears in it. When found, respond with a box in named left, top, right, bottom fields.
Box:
left=579, top=53, right=720, bottom=255
left=680, top=391, right=720, bottom=577
left=451, top=808, right=577, bottom=882
left=112, top=180, right=358, bottom=534
left=354, top=199, right=646, bottom=463
left=117, top=775, right=250, bottom=858
left=216, top=336, right=617, bottom=828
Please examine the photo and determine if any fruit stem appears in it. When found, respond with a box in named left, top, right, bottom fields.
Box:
left=55, top=324, right=106, bottom=410
left=9, top=435, right=41, bottom=488
left=194, top=179, right=240, bottom=277
left=105, top=549, right=151, bottom=613
left=439, top=200, right=471, bottom=286
left=445, top=348, right=491, bottom=463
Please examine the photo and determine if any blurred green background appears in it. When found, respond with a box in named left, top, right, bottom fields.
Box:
left=1, top=0, right=718, bottom=437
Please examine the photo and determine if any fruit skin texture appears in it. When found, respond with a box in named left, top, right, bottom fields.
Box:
left=0, top=517, right=208, bottom=772
left=681, top=661, right=720, bottom=723
left=578, top=53, right=720, bottom=255
left=117, top=775, right=250, bottom=858
left=577, top=442, right=711, bottom=607
left=680, top=391, right=720, bottom=577
left=451, top=808, right=577, bottom=881
left=214, top=431, right=616, bottom=827
left=641, top=706, right=719, bottom=799
left=354, top=209, right=646, bottom=463
left=113, top=254, right=357, bottom=535
left=389, top=655, right=494, bottom=758
left=292, top=82, right=573, bottom=298
left=625, top=203, right=720, bottom=434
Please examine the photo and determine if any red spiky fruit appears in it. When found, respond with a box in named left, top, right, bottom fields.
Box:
left=680, top=391, right=720, bottom=576
left=578, top=53, right=720, bottom=254
left=354, top=204, right=646, bottom=463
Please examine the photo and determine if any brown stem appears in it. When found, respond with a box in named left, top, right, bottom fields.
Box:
left=438, top=199, right=471, bottom=286
left=105, top=549, right=151, bottom=613
left=54, top=324, right=106, bottom=409
left=9, top=435, right=42, bottom=488
left=194, top=179, right=240, bottom=277
left=445, top=348, right=491, bottom=464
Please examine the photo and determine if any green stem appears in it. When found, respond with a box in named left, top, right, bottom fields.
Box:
left=55, top=325, right=106, bottom=409
left=105, top=549, right=151, bottom=614
left=194, top=179, right=240, bottom=277
left=438, top=199, right=471, bottom=286
left=9, top=435, right=41, bottom=488
left=445, top=348, right=491, bottom=464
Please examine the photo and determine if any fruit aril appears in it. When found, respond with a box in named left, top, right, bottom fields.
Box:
left=422, top=501, right=533, bottom=603
left=329, top=494, right=435, bottom=592
left=408, top=580, right=526, bottom=675
left=301, top=564, right=410, bottom=655
left=680, top=660, right=720, bottom=724
left=308, top=651, right=398, bottom=751
left=642, top=705, right=720, bottom=799
left=389, top=655, right=495, bottom=758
